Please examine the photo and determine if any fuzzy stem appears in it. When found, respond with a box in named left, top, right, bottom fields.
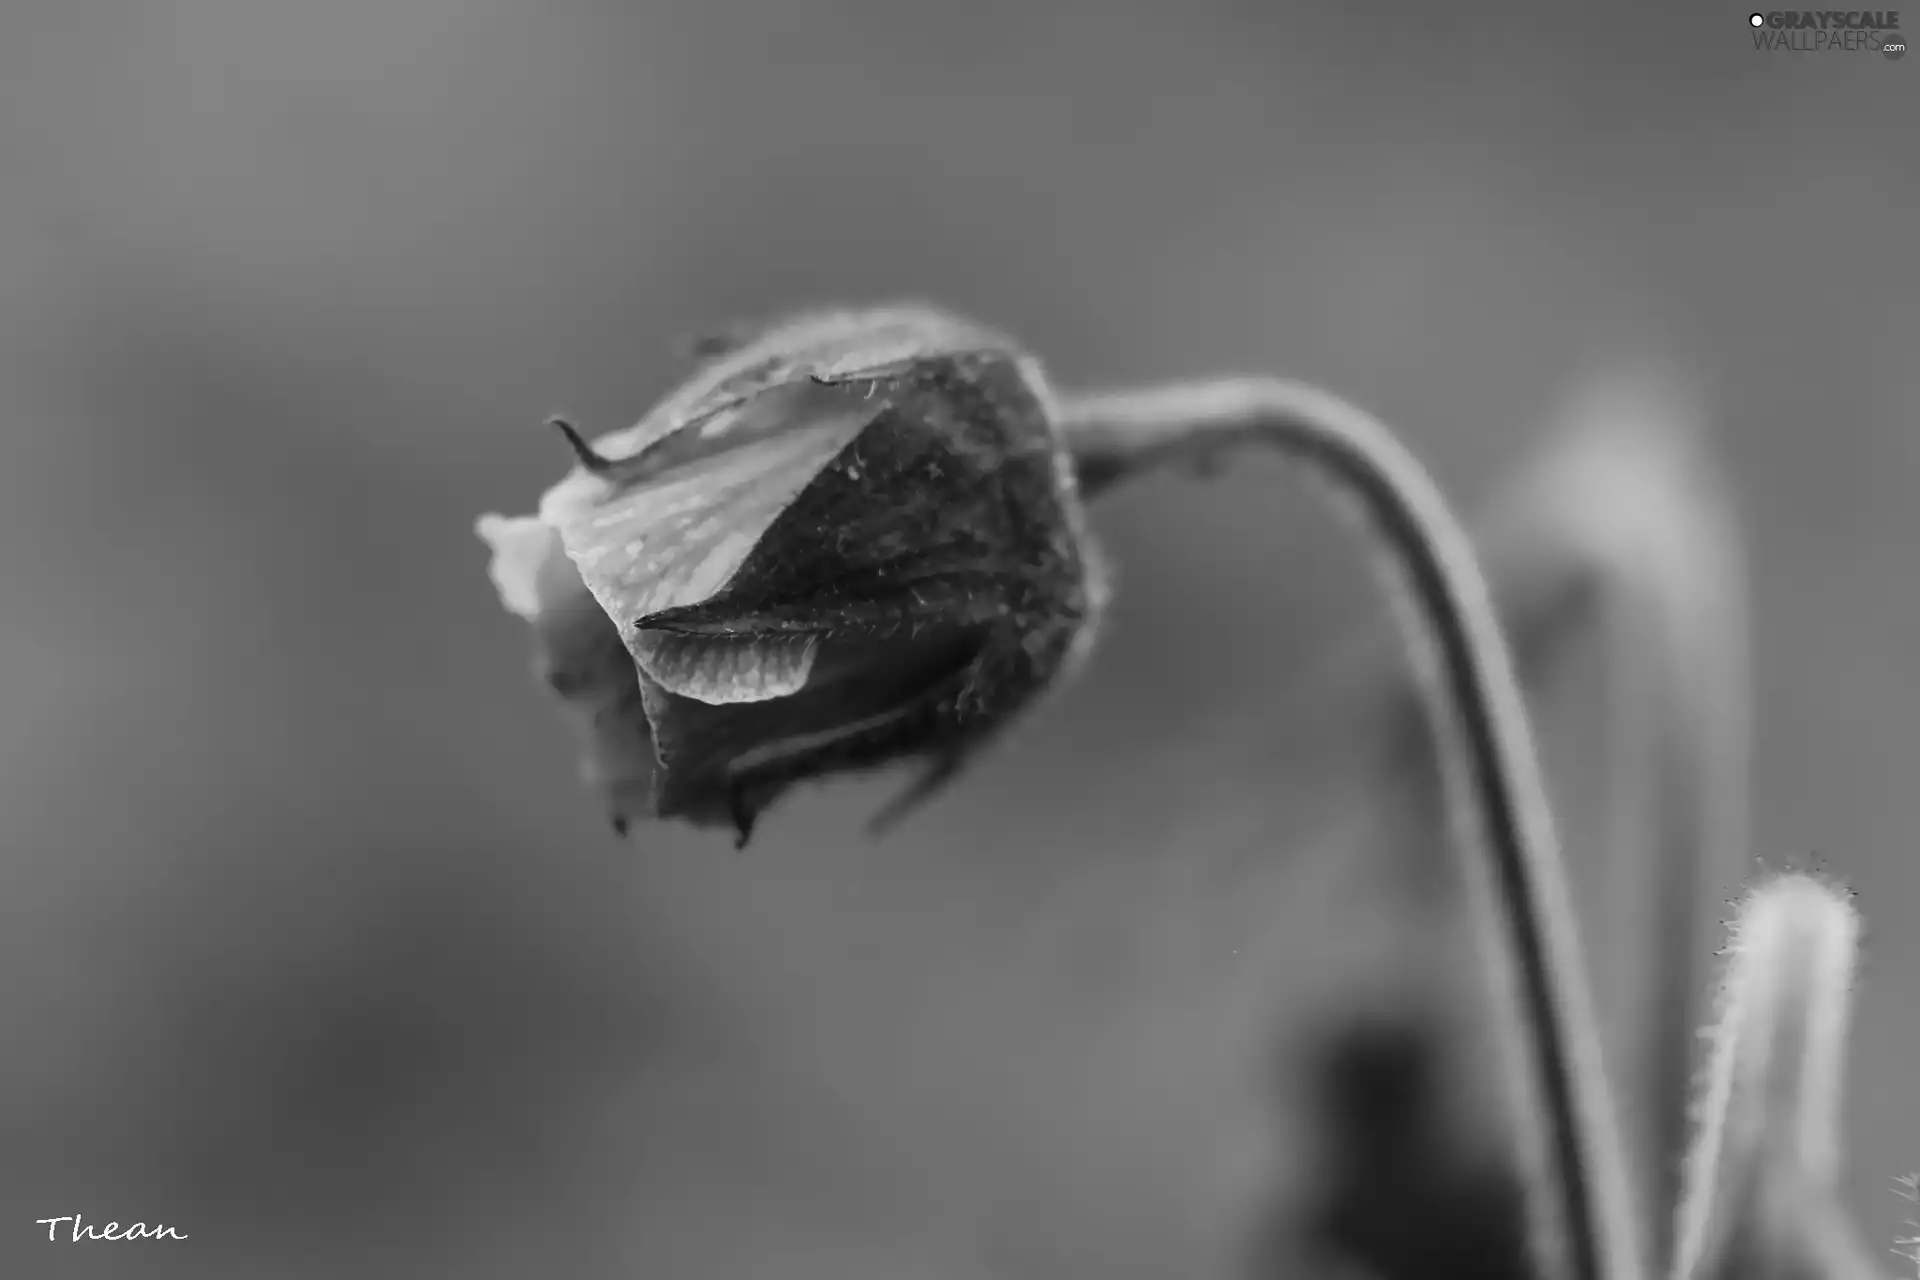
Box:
left=1668, top=873, right=1872, bottom=1280
left=1058, top=378, right=1641, bottom=1280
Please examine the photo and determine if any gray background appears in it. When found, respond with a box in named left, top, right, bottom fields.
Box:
left=1, top=1, right=1913, bottom=1276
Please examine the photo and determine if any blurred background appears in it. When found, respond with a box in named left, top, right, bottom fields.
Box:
left=1, top=1, right=1913, bottom=1276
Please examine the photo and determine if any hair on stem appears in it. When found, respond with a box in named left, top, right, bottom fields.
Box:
left=1669, top=872, right=1878, bottom=1280
left=1058, top=377, right=1642, bottom=1280
left=1892, top=1174, right=1920, bottom=1277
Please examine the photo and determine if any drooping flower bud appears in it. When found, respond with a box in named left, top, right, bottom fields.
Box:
left=477, top=305, right=1107, bottom=846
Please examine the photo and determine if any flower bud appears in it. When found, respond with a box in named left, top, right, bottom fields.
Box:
left=477, top=305, right=1107, bottom=846
left=1670, top=872, right=1878, bottom=1280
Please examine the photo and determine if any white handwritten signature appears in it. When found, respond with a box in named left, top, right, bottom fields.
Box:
left=35, top=1214, right=187, bottom=1242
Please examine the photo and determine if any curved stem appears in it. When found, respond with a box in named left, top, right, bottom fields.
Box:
left=1057, top=378, right=1642, bottom=1280
left=1473, top=402, right=1750, bottom=1270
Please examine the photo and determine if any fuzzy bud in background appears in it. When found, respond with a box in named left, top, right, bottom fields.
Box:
left=1669, top=872, right=1879, bottom=1280
left=477, top=306, right=1107, bottom=847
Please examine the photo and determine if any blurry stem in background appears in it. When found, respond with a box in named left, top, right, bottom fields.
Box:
left=1060, top=378, right=1642, bottom=1280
